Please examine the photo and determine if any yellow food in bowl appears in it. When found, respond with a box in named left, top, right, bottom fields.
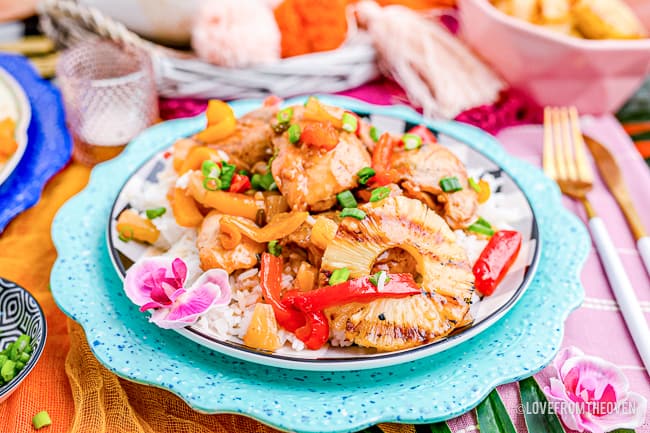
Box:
left=573, top=0, right=646, bottom=39
left=490, top=0, right=647, bottom=39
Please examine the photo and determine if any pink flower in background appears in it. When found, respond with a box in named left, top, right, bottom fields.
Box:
left=124, top=257, right=231, bottom=329
left=544, top=347, right=647, bottom=433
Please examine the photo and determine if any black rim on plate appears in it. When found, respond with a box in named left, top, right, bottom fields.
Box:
left=106, top=112, right=542, bottom=365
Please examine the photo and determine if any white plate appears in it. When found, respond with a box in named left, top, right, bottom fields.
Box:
left=0, top=67, right=30, bottom=186
left=106, top=104, right=540, bottom=370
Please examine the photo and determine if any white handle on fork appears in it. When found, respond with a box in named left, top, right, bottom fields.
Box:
left=589, top=217, right=650, bottom=374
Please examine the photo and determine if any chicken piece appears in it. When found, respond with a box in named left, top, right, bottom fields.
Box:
left=283, top=211, right=339, bottom=268
left=197, top=211, right=264, bottom=274
left=271, top=115, right=371, bottom=212
left=205, top=106, right=277, bottom=169
left=321, top=196, right=474, bottom=351
left=391, top=143, right=478, bottom=229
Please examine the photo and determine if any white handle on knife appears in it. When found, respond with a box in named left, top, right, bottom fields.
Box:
left=637, top=236, right=650, bottom=278
left=590, top=217, right=650, bottom=374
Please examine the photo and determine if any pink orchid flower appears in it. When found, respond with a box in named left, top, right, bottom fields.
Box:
left=544, top=346, right=647, bottom=433
left=124, top=257, right=231, bottom=329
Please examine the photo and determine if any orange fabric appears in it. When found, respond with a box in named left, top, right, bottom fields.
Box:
left=0, top=163, right=88, bottom=433
left=0, top=163, right=409, bottom=433
left=274, top=0, right=349, bottom=57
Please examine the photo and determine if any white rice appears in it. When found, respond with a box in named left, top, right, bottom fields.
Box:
left=454, top=230, right=487, bottom=266
left=126, top=152, right=513, bottom=352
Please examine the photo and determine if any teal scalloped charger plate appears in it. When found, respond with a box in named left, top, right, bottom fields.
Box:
left=50, top=96, right=589, bottom=433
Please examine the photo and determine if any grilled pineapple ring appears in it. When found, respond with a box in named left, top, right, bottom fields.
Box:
left=321, top=196, right=475, bottom=351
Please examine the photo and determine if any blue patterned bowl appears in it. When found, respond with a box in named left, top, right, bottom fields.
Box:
left=50, top=96, right=589, bottom=432
left=0, top=278, right=46, bottom=403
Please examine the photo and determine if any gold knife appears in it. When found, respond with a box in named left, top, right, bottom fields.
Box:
left=583, top=135, right=650, bottom=276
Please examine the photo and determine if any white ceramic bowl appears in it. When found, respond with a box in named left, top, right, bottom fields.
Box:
left=0, top=279, right=46, bottom=403
left=459, top=0, right=650, bottom=114
left=78, top=0, right=200, bottom=46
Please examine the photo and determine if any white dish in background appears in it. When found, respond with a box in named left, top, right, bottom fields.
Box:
left=78, top=0, right=200, bottom=46
left=0, top=67, right=30, bottom=187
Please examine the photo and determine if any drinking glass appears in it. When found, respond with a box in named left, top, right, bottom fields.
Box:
left=57, top=40, right=158, bottom=166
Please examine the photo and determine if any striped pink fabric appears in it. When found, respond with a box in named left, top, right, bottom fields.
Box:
left=337, top=85, right=650, bottom=432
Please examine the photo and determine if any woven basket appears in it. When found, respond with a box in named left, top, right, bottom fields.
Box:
left=38, top=0, right=379, bottom=99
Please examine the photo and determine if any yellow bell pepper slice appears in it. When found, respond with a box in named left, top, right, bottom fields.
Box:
left=116, top=209, right=160, bottom=244
left=179, top=146, right=220, bottom=175
left=206, top=100, right=234, bottom=126
left=169, top=187, right=204, bottom=227
left=188, top=172, right=260, bottom=220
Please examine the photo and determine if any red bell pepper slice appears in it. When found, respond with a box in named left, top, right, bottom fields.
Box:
left=283, top=273, right=421, bottom=313
left=370, top=132, right=398, bottom=186
left=301, top=122, right=339, bottom=151
left=259, top=252, right=305, bottom=332
left=228, top=173, right=251, bottom=193
left=294, top=310, right=329, bottom=350
left=473, top=230, right=522, bottom=296
left=407, top=124, right=437, bottom=144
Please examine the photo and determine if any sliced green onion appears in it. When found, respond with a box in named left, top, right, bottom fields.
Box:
left=1, top=359, right=15, bottom=382
left=357, top=167, right=376, bottom=185
left=288, top=124, right=301, bottom=144
left=341, top=112, right=358, bottom=133
left=369, top=271, right=390, bottom=287
left=251, top=172, right=276, bottom=191
left=268, top=240, right=282, bottom=257
left=402, top=133, right=422, bottom=150
left=9, top=342, right=19, bottom=361
left=336, top=190, right=357, bottom=208
left=238, top=169, right=250, bottom=176
left=468, top=222, right=495, bottom=237
left=32, top=411, right=52, bottom=430
left=14, top=334, right=30, bottom=353
left=276, top=107, right=294, bottom=124
left=340, top=208, right=366, bottom=220
left=473, top=216, right=492, bottom=229
left=370, top=186, right=391, bottom=202
left=201, top=160, right=221, bottom=178
left=18, top=351, right=30, bottom=363
left=369, top=126, right=379, bottom=142
left=219, top=161, right=236, bottom=190
left=468, top=177, right=481, bottom=193
left=145, top=207, right=166, bottom=219
left=439, top=176, right=463, bottom=193
left=329, top=267, right=350, bottom=286
left=202, top=177, right=221, bottom=191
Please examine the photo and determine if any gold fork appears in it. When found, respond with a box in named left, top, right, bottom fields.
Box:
left=543, top=106, right=650, bottom=374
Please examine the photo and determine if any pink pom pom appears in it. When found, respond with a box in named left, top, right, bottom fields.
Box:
left=192, top=0, right=281, bottom=68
